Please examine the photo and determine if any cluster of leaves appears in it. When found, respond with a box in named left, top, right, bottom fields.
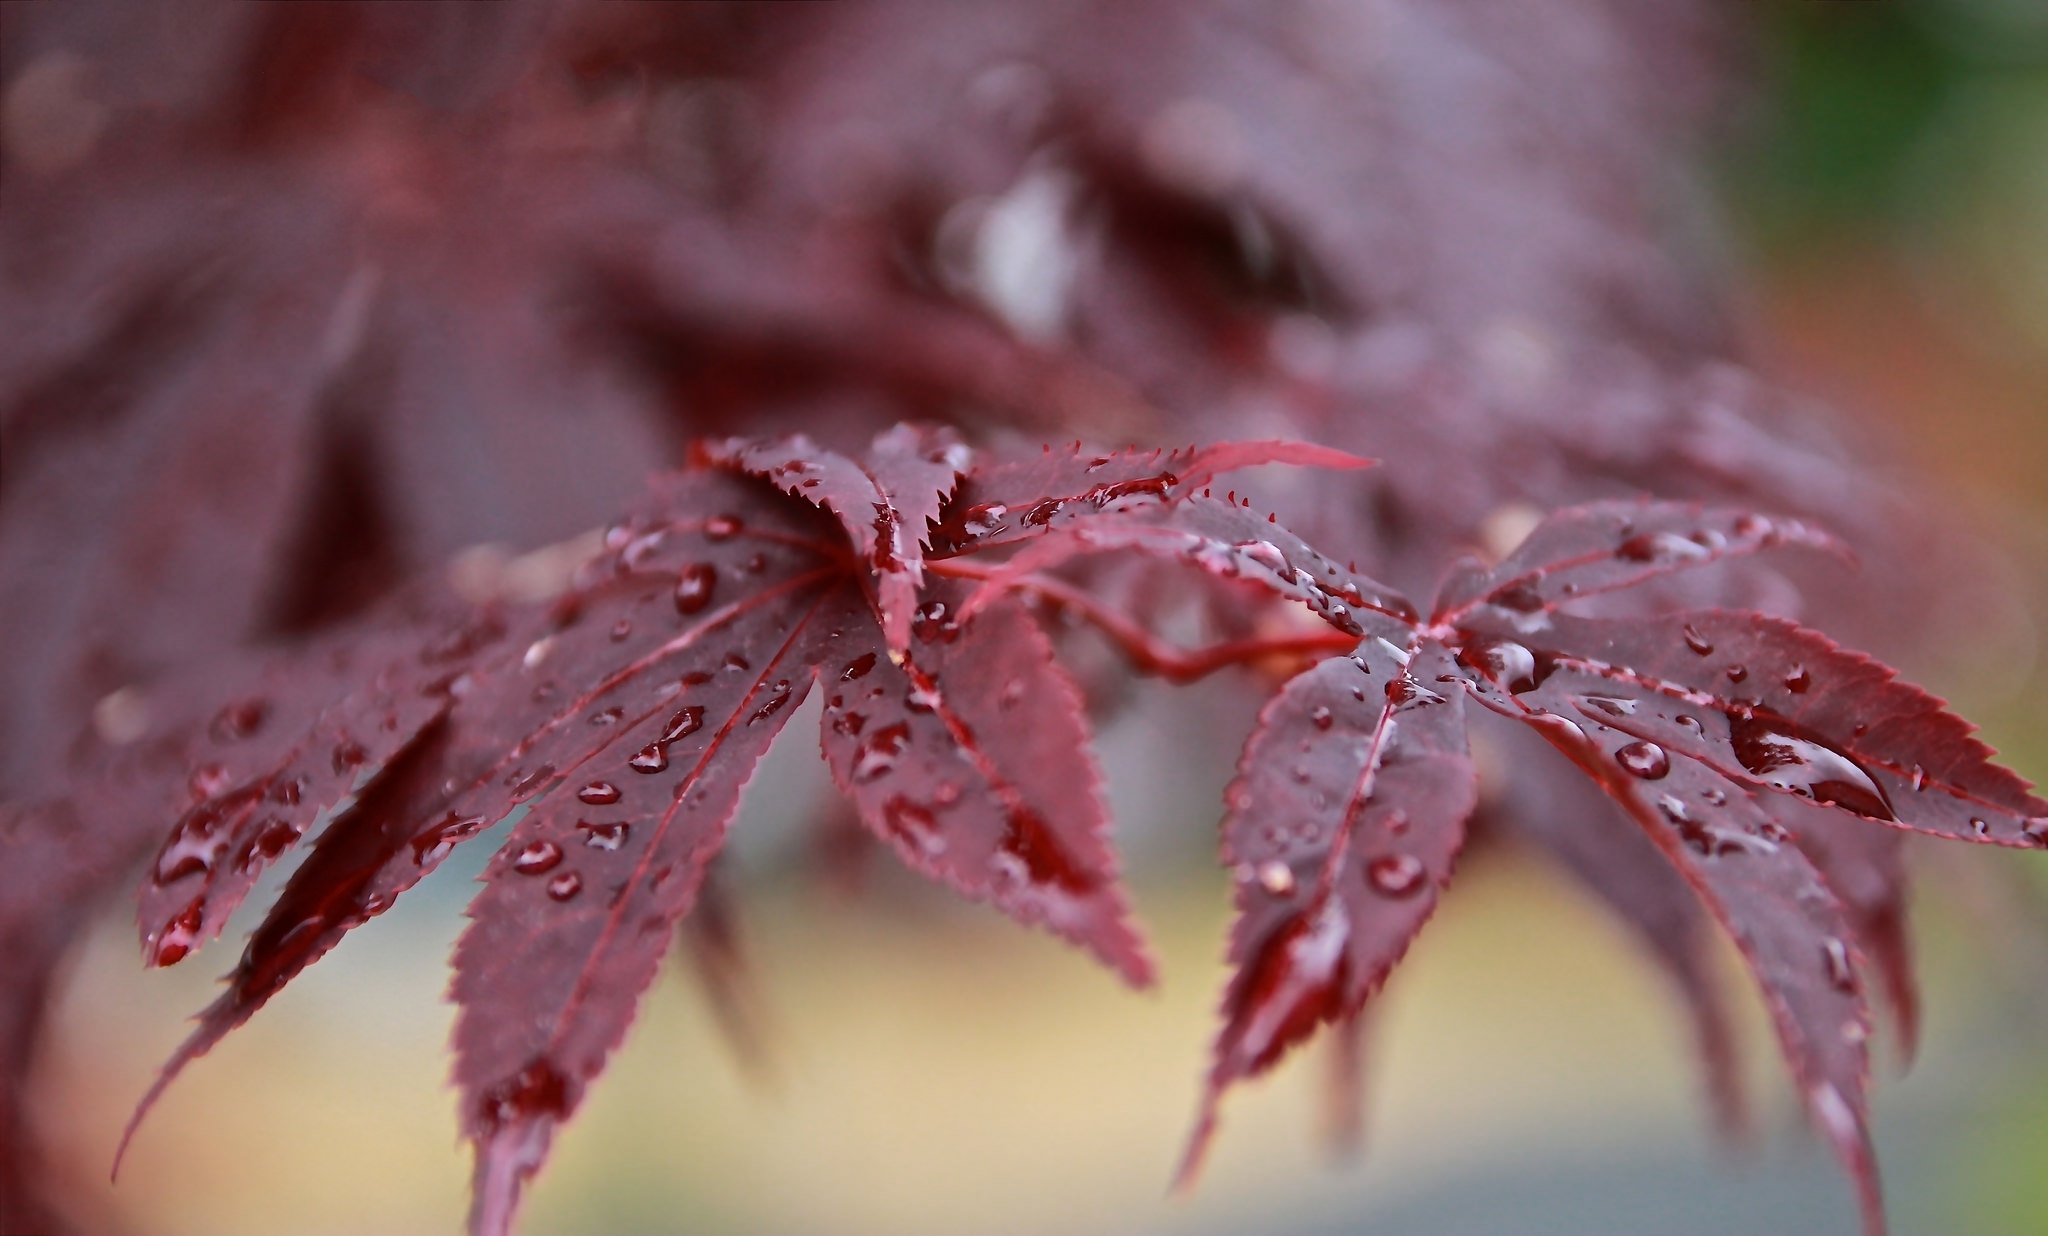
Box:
left=4, top=4, right=2037, bottom=1233
left=66, top=426, right=2041, bottom=1236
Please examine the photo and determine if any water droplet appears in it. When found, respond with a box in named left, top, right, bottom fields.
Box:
left=1733, top=513, right=1774, bottom=540
left=704, top=514, right=743, bottom=541
left=579, top=821, right=628, bottom=850
left=1616, top=741, right=1670, bottom=780
left=187, top=763, right=233, bottom=800
left=1482, top=580, right=1542, bottom=615
left=1725, top=664, right=1748, bottom=684
left=750, top=682, right=794, bottom=723
left=609, top=619, right=633, bottom=642
left=546, top=871, right=583, bottom=901
left=410, top=814, right=487, bottom=865
left=523, top=637, right=553, bottom=670
left=151, top=899, right=205, bottom=966
left=662, top=706, right=705, bottom=743
left=1385, top=677, right=1447, bottom=709
left=1309, top=706, right=1333, bottom=730
left=1022, top=497, right=1064, bottom=526
left=722, top=652, right=750, bottom=672
left=882, top=797, right=946, bottom=856
left=507, top=764, right=555, bottom=802
left=209, top=699, right=269, bottom=742
left=1616, top=531, right=1710, bottom=564
left=1257, top=861, right=1296, bottom=895
left=629, top=744, right=669, bottom=774
left=841, top=653, right=877, bottom=681
left=1677, top=714, right=1704, bottom=737
left=1580, top=694, right=1637, bottom=718
left=831, top=709, right=865, bottom=737
left=513, top=840, right=563, bottom=875
left=331, top=740, right=367, bottom=775
left=999, top=678, right=1025, bottom=708
left=578, top=781, right=621, bottom=806
left=914, top=601, right=954, bottom=644
left=1682, top=624, right=1714, bottom=656
left=961, top=503, right=1008, bottom=538
left=1729, top=713, right=1894, bottom=820
left=681, top=670, right=714, bottom=686
left=1971, top=817, right=1990, bottom=838
left=905, top=682, right=941, bottom=713
left=674, top=563, right=717, bottom=615
left=1460, top=638, right=1538, bottom=693
left=1785, top=666, right=1812, bottom=694
left=2023, top=817, right=2048, bottom=847
left=1822, top=937, right=1855, bottom=993
left=855, top=723, right=911, bottom=781
left=1702, top=787, right=1728, bottom=806
left=1236, top=539, right=1290, bottom=577
left=589, top=706, right=624, bottom=726
left=1366, top=853, right=1427, bottom=897
left=1656, top=793, right=1690, bottom=823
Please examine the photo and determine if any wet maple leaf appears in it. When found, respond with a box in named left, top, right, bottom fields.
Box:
left=39, top=429, right=2033, bottom=1236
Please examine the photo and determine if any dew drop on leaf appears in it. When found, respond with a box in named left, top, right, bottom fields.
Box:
left=1309, top=706, right=1333, bottom=730
left=1725, top=664, right=1748, bottom=684
left=331, top=740, right=367, bottom=774
left=1615, top=741, right=1670, bottom=780
left=1682, top=624, right=1714, bottom=656
left=1366, top=853, right=1426, bottom=898
left=507, top=764, right=555, bottom=802
left=609, top=619, right=632, bottom=642
left=1785, top=666, right=1812, bottom=694
left=704, top=514, right=743, bottom=541
left=512, top=841, right=563, bottom=875
left=209, top=698, right=269, bottom=741
left=1728, top=714, right=1894, bottom=820
left=674, top=563, right=718, bottom=615
left=1580, top=694, right=1636, bottom=718
left=1257, top=861, right=1296, bottom=895
left=842, top=653, right=877, bottom=680
left=577, top=782, right=621, bottom=806
left=628, top=744, right=669, bottom=774
left=588, top=707, right=624, bottom=726
left=1385, top=677, right=1447, bottom=709
left=854, top=723, right=911, bottom=781
left=1822, top=936, right=1855, bottom=993
left=662, top=706, right=705, bottom=742
left=578, top=821, right=628, bottom=851
left=545, top=871, right=583, bottom=902
left=882, top=797, right=945, bottom=856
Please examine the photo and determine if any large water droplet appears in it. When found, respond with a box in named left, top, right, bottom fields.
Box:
left=674, top=563, right=717, bottom=615
left=855, top=723, right=911, bottom=781
left=513, top=840, right=563, bottom=875
left=1385, top=677, right=1447, bottom=709
left=1461, top=638, right=1538, bottom=693
left=1366, top=853, right=1426, bottom=898
left=545, top=871, right=583, bottom=902
left=843, top=652, right=877, bottom=680
left=578, top=821, right=628, bottom=851
left=629, top=744, right=669, bottom=774
left=662, top=706, right=705, bottom=743
left=882, top=796, right=946, bottom=856
left=578, top=782, right=621, bottom=806
left=1785, top=666, right=1812, bottom=694
left=1616, top=531, right=1710, bottom=564
left=1615, top=741, right=1670, bottom=780
left=1729, top=713, right=1894, bottom=820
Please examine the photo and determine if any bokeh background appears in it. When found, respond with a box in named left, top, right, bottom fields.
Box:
left=9, top=1, right=2048, bottom=1233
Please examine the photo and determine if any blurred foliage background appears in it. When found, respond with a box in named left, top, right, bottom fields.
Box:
left=15, top=1, right=2048, bottom=1233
